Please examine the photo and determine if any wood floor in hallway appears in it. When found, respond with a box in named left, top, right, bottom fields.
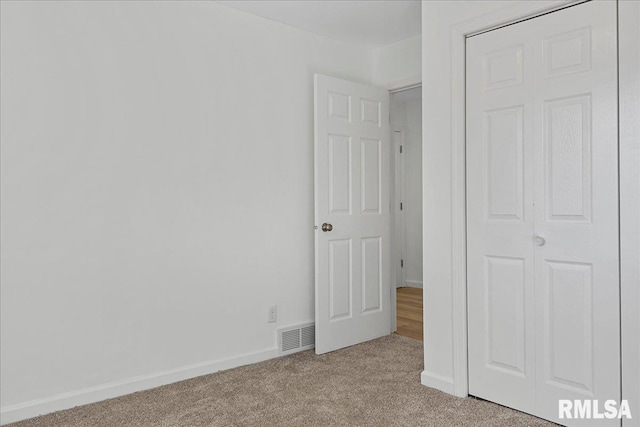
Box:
left=395, top=287, right=423, bottom=341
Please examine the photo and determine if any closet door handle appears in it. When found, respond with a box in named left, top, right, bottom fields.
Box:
left=534, top=235, right=546, bottom=246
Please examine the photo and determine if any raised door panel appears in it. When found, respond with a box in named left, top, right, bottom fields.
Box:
left=360, top=98, right=381, bottom=127
left=485, top=256, right=527, bottom=376
left=361, top=138, right=381, bottom=214
left=543, top=260, right=594, bottom=396
left=328, top=92, right=352, bottom=123
left=485, top=106, right=525, bottom=222
left=328, top=135, right=352, bottom=215
left=362, top=237, right=382, bottom=313
left=543, top=27, right=592, bottom=79
left=484, top=45, right=524, bottom=90
left=329, top=239, right=352, bottom=322
left=544, top=95, right=592, bottom=222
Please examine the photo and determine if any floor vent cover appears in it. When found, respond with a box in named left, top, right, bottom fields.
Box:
left=278, top=323, right=315, bottom=355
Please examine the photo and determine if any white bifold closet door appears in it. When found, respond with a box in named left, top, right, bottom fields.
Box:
left=466, top=1, right=619, bottom=425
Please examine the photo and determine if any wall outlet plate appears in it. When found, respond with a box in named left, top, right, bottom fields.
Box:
left=268, top=305, right=277, bottom=323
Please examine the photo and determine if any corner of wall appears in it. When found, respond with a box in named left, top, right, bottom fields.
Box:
left=420, top=370, right=456, bottom=396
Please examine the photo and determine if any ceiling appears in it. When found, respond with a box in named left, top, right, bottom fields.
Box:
left=217, top=1, right=421, bottom=49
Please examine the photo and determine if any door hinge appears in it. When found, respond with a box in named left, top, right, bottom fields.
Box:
left=400, top=145, right=403, bottom=154
left=401, top=259, right=404, bottom=268
left=400, top=202, right=403, bottom=211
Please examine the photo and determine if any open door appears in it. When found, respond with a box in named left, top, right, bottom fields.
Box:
left=314, top=74, right=391, bottom=354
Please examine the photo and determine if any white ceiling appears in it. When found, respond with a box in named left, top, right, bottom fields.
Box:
left=217, top=1, right=421, bottom=49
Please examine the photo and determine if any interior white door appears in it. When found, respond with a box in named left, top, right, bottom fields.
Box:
left=314, top=74, right=391, bottom=355
left=466, top=2, right=619, bottom=425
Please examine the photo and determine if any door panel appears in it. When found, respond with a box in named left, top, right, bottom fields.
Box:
left=361, top=236, right=382, bottom=313
left=467, top=10, right=536, bottom=414
left=532, top=4, right=619, bottom=423
left=543, top=260, right=594, bottom=394
left=543, top=95, right=592, bottom=222
left=485, top=106, right=525, bottom=221
left=467, top=2, right=619, bottom=425
left=329, top=239, right=352, bottom=321
left=328, top=134, right=352, bottom=214
left=315, top=74, right=390, bottom=355
left=485, top=255, right=527, bottom=375
left=361, top=138, right=382, bottom=214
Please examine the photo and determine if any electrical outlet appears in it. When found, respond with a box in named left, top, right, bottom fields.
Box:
left=268, top=305, right=277, bottom=323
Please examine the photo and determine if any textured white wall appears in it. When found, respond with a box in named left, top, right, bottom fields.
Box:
left=0, top=1, right=373, bottom=421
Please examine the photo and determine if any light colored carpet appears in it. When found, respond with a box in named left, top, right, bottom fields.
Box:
left=9, top=335, right=555, bottom=427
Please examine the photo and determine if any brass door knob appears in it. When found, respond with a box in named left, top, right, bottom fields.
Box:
left=322, top=223, right=333, bottom=232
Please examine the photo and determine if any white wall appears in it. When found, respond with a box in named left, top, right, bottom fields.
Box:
left=620, top=1, right=640, bottom=424
left=391, top=91, right=422, bottom=288
left=373, top=34, right=421, bottom=89
left=0, top=1, right=373, bottom=422
left=421, top=0, right=640, bottom=412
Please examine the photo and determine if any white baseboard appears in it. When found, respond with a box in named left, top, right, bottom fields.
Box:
left=405, top=280, right=423, bottom=289
left=0, top=347, right=279, bottom=425
left=396, top=281, right=423, bottom=289
left=421, top=370, right=456, bottom=395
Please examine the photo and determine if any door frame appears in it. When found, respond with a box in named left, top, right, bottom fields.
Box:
left=444, top=0, right=639, bottom=405
left=389, top=128, right=406, bottom=334
left=388, top=81, right=421, bottom=334
left=392, top=129, right=407, bottom=291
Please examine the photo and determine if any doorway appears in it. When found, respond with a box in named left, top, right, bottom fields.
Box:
left=390, top=86, right=423, bottom=341
left=313, top=75, right=423, bottom=354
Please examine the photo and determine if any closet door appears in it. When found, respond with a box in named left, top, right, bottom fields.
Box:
left=531, top=3, right=619, bottom=424
left=466, top=8, right=536, bottom=416
left=467, top=2, right=619, bottom=425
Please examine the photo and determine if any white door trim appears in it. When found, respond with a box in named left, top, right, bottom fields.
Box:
left=389, top=129, right=405, bottom=333
left=387, top=77, right=422, bottom=94
left=393, top=129, right=407, bottom=289
left=445, top=0, right=593, bottom=398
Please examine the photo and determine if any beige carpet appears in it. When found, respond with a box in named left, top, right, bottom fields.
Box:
left=9, top=335, right=555, bottom=427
